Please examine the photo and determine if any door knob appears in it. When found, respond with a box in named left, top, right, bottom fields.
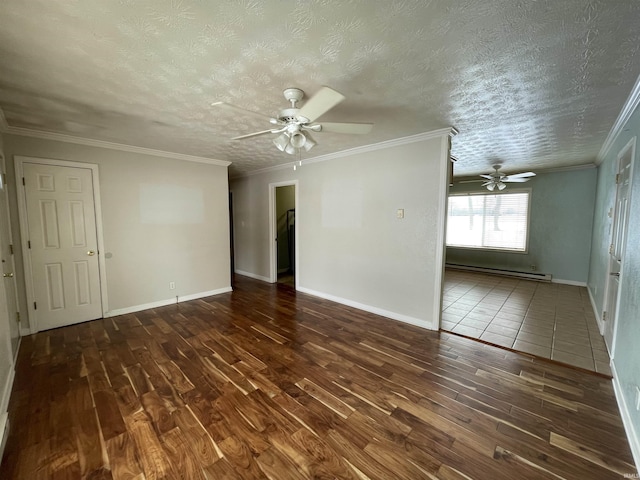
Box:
left=87, top=250, right=95, bottom=256
left=3, top=272, right=13, bottom=278
left=610, top=272, right=620, bottom=277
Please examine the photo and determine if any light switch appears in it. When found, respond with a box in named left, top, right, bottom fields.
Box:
left=397, top=209, right=404, bottom=219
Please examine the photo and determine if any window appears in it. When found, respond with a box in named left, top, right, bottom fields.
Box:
left=446, top=191, right=530, bottom=252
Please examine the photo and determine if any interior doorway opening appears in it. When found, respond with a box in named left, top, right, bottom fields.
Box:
left=275, top=185, right=295, bottom=287
left=270, top=181, right=298, bottom=288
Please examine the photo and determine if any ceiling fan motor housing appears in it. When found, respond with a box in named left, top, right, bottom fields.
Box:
left=278, top=107, right=300, bottom=123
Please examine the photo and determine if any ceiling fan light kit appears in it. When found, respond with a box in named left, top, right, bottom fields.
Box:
left=232, top=86, right=374, bottom=155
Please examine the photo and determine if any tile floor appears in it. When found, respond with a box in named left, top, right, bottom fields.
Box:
left=442, top=269, right=611, bottom=375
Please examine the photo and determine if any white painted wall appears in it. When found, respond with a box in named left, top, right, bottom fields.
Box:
left=231, top=131, right=452, bottom=330
left=2, top=134, right=231, bottom=330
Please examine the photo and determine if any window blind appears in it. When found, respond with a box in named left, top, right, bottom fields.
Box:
left=446, top=192, right=530, bottom=251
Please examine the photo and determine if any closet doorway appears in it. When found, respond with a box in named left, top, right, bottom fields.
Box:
left=270, top=181, right=298, bottom=287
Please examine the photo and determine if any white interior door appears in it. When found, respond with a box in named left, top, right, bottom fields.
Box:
left=603, top=139, right=634, bottom=355
left=22, top=162, right=102, bottom=330
left=0, top=154, right=20, bottom=355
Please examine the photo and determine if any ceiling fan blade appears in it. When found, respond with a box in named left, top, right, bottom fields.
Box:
left=479, top=174, right=494, bottom=179
left=503, top=177, right=532, bottom=183
left=231, top=129, right=274, bottom=140
left=506, top=172, right=536, bottom=179
left=297, top=86, right=345, bottom=123
left=317, top=122, right=373, bottom=134
left=481, top=181, right=493, bottom=186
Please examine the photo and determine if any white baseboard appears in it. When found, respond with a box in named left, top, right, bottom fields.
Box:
left=235, top=270, right=272, bottom=283
left=12, top=336, right=21, bottom=364
left=296, top=286, right=435, bottom=331
left=551, top=278, right=588, bottom=287
left=19, top=327, right=31, bottom=337
left=611, top=361, right=640, bottom=471
left=0, top=415, right=9, bottom=462
left=587, top=285, right=604, bottom=335
left=105, top=287, right=232, bottom=317
left=0, top=366, right=16, bottom=460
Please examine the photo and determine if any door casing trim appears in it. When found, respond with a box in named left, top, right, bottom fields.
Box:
left=15, top=156, right=109, bottom=333
left=602, top=136, right=636, bottom=358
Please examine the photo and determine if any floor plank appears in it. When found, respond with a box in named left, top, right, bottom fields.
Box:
left=0, top=275, right=636, bottom=479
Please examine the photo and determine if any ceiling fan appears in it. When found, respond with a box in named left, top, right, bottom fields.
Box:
left=230, top=86, right=373, bottom=154
left=480, top=165, right=536, bottom=191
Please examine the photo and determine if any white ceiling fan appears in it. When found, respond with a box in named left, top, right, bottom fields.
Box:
left=229, top=86, right=373, bottom=155
left=480, top=165, right=536, bottom=191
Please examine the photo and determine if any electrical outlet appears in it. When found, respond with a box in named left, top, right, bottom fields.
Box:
left=530, top=265, right=536, bottom=271
left=635, top=386, right=640, bottom=411
left=169, top=282, right=176, bottom=290
left=396, top=209, right=404, bottom=219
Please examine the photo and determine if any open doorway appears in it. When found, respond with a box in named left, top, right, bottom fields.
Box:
left=270, top=181, right=298, bottom=288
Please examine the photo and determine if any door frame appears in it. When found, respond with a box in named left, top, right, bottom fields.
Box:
left=269, top=180, right=299, bottom=287
left=15, top=156, right=109, bottom=333
left=0, top=152, right=21, bottom=354
left=602, top=136, right=636, bottom=358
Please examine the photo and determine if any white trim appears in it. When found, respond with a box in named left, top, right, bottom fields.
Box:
left=0, top=415, right=9, bottom=462
left=0, top=368, right=15, bottom=421
left=235, top=128, right=458, bottom=179
left=104, top=287, right=231, bottom=317
left=587, top=285, right=604, bottom=335
left=454, top=163, right=598, bottom=183
left=551, top=278, right=587, bottom=287
left=20, top=327, right=31, bottom=337
left=178, top=287, right=232, bottom=302
left=3, top=124, right=230, bottom=167
left=297, top=286, right=433, bottom=331
left=234, top=270, right=271, bottom=283
left=0, top=366, right=16, bottom=460
left=611, top=361, right=640, bottom=471
left=597, top=73, right=640, bottom=164
left=269, top=181, right=299, bottom=286
left=433, top=135, right=450, bottom=330
left=602, top=136, right=637, bottom=358
left=15, top=156, right=110, bottom=332
left=12, top=336, right=21, bottom=364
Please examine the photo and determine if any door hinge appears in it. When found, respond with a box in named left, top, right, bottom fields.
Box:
left=609, top=244, right=614, bottom=255
left=15, top=312, right=20, bottom=324
left=602, top=311, right=607, bottom=322
left=8, top=244, right=13, bottom=255
left=28, top=240, right=31, bottom=249
left=616, top=174, right=621, bottom=184
left=22, top=177, right=25, bottom=186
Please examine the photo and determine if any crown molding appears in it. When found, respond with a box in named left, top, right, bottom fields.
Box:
left=453, top=162, right=597, bottom=182
left=0, top=120, right=231, bottom=167
left=234, top=127, right=457, bottom=179
left=597, top=72, right=640, bottom=164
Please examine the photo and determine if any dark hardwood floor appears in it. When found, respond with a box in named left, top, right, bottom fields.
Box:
left=1, top=275, right=636, bottom=479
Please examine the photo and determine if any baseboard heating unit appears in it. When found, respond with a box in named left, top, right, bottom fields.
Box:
left=445, top=263, right=552, bottom=282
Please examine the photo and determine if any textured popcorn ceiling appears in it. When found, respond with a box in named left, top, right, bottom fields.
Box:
left=1, top=1, right=639, bottom=176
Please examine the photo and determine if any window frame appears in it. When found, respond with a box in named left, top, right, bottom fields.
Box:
left=445, top=188, right=532, bottom=254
